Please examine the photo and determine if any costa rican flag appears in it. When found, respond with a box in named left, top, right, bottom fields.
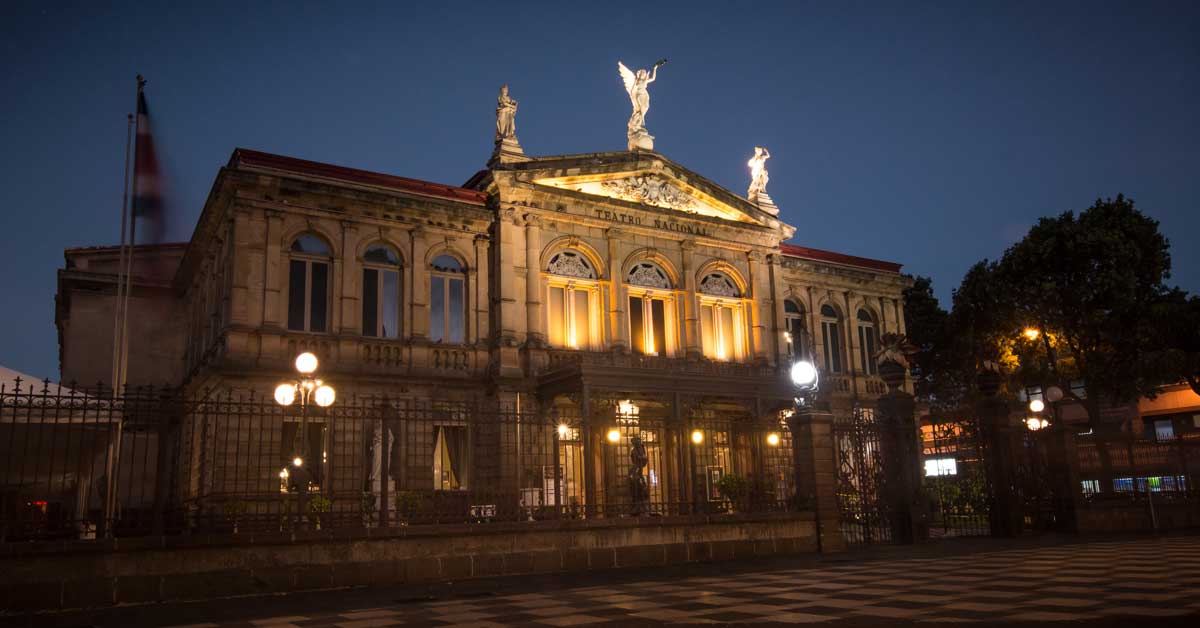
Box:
left=132, top=89, right=166, bottom=244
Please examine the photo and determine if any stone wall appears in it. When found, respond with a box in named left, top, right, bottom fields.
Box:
left=0, top=512, right=819, bottom=613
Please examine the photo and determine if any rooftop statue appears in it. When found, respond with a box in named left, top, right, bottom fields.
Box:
left=495, top=84, right=518, bottom=143
left=618, top=59, right=667, bottom=151
left=747, top=146, right=771, bottom=199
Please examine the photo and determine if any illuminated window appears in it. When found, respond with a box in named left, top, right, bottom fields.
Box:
left=924, top=457, right=957, bottom=476
left=698, top=272, right=743, bottom=361
left=362, top=245, right=401, bottom=338
left=287, top=234, right=331, bottom=333
left=857, top=309, right=878, bottom=375
left=547, top=251, right=597, bottom=349
left=820, top=304, right=844, bottom=373
left=430, top=254, right=465, bottom=344
left=626, top=262, right=672, bottom=356
left=784, top=300, right=806, bottom=358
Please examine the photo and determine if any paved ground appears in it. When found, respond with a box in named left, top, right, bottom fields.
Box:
left=10, top=534, right=1200, bottom=627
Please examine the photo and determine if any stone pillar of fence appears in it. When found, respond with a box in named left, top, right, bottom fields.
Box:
left=977, top=395, right=1023, bottom=537
left=1046, top=418, right=1083, bottom=533
left=786, top=408, right=844, bottom=552
left=876, top=388, right=928, bottom=544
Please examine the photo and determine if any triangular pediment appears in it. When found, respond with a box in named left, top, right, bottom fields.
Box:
left=518, top=153, right=774, bottom=227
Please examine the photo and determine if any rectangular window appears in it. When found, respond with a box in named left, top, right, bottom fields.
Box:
left=822, top=322, right=843, bottom=373
left=362, top=268, right=379, bottom=337
left=448, top=277, right=464, bottom=344
left=700, top=305, right=715, bottom=356
left=381, top=269, right=399, bottom=338
left=287, top=260, right=306, bottom=331
left=310, top=262, right=328, bottom=332
left=572, top=289, right=589, bottom=349
left=787, top=318, right=805, bottom=357
left=281, top=421, right=326, bottom=491
left=858, top=325, right=877, bottom=375
left=430, top=276, right=445, bottom=342
left=629, top=296, right=645, bottom=354
left=549, top=286, right=566, bottom=347
left=701, top=303, right=739, bottom=361
left=650, top=298, right=666, bottom=356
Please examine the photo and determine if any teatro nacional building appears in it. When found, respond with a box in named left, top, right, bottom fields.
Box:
left=56, top=76, right=911, bottom=519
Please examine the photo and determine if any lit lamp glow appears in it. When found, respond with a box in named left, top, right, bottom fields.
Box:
left=1029, top=399, right=1045, bottom=413
left=314, top=385, right=336, bottom=408
left=1025, top=417, right=1049, bottom=431
left=274, top=383, right=297, bottom=406
left=557, top=423, right=570, bottom=439
left=1023, top=328, right=1040, bottom=341
left=766, top=432, right=781, bottom=447
left=690, top=429, right=704, bottom=445
left=606, top=428, right=621, bottom=443
left=295, top=352, right=319, bottom=374
left=292, top=456, right=304, bottom=467
left=790, top=360, right=818, bottom=389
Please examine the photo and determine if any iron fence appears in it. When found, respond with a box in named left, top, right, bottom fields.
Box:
left=1076, top=433, right=1200, bottom=502
left=1, top=379, right=801, bottom=542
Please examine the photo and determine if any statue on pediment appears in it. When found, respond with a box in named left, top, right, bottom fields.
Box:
left=495, top=85, right=518, bottom=142
left=618, top=59, right=667, bottom=151
left=747, top=146, right=771, bottom=199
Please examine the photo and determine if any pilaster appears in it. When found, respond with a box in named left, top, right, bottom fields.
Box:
left=786, top=410, right=845, bottom=552
left=524, top=214, right=544, bottom=347
left=680, top=239, right=700, bottom=359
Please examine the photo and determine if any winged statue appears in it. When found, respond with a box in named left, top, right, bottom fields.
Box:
left=618, top=59, right=667, bottom=135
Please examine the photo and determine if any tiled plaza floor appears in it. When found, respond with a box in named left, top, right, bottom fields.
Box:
left=22, top=535, right=1200, bottom=627
left=151, top=535, right=1200, bottom=627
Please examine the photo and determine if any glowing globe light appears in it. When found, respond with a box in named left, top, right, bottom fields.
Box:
left=1026, top=417, right=1045, bottom=431
left=314, top=385, right=336, bottom=408
left=295, top=352, right=319, bottom=374
left=1023, top=327, right=1040, bottom=341
left=790, top=360, right=818, bottom=389
left=766, top=433, right=781, bottom=447
left=606, top=428, right=621, bottom=443
left=292, top=456, right=304, bottom=467
left=557, top=424, right=570, bottom=439
left=274, top=384, right=296, bottom=406
left=1029, top=399, right=1045, bottom=413
left=691, top=429, right=704, bottom=445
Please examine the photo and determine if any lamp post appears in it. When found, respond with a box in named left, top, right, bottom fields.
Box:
left=274, top=352, right=335, bottom=498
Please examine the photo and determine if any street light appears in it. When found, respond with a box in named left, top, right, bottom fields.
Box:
left=1023, top=327, right=1040, bottom=341
left=790, top=359, right=819, bottom=408
left=1029, top=399, right=1045, bottom=413
left=275, top=352, right=336, bottom=476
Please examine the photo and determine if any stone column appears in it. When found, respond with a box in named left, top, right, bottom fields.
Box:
left=876, top=382, right=928, bottom=544
left=409, top=227, right=428, bottom=339
left=524, top=215, right=543, bottom=347
left=262, top=209, right=284, bottom=328
left=977, top=394, right=1023, bottom=537
left=338, top=220, right=358, bottom=335
left=606, top=228, right=628, bottom=352
left=1046, top=409, right=1083, bottom=533
left=474, top=234, right=491, bottom=346
left=680, top=240, right=700, bottom=359
left=747, top=251, right=766, bottom=363
left=786, top=409, right=845, bottom=552
left=767, top=254, right=786, bottom=365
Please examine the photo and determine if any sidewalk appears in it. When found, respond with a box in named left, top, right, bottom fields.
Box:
left=8, top=532, right=1200, bottom=627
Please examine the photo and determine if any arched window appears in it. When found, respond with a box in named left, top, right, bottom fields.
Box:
left=287, top=234, right=331, bottom=332
left=784, top=300, right=806, bottom=358
left=362, top=245, right=402, bottom=339
left=698, top=272, right=743, bottom=361
left=820, top=304, right=844, bottom=374
left=857, top=309, right=878, bottom=376
left=626, top=262, right=672, bottom=356
left=546, top=250, right=597, bottom=349
left=430, top=254, right=466, bottom=344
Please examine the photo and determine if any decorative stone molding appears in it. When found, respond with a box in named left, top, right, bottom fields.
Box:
left=699, top=272, right=740, bottom=298
left=627, top=262, right=671, bottom=289
left=547, top=250, right=596, bottom=279
left=599, top=175, right=698, bottom=212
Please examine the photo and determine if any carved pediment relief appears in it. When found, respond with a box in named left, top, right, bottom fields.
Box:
left=532, top=171, right=761, bottom=225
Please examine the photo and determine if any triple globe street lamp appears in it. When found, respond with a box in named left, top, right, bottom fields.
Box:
left=274, top=352, right=336, bottom=488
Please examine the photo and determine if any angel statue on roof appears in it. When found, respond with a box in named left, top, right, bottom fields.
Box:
left=618, top=59, right=667, bottom=150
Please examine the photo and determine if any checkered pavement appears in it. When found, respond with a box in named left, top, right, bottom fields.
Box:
left=167, top=536, right=1200, bottom=626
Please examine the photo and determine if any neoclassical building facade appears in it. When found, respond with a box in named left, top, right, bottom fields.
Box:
left=57, top=144, right=912, bottom=517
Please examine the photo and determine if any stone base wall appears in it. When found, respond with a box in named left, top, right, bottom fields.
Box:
left=1076, top=501, right=1200, bottom=533
left=0, top=512, right=820, bottom=613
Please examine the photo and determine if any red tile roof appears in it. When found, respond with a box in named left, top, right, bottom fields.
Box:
left=779, top=243, right=902, bottom=273
left=229, top=149, right=488, bottom=205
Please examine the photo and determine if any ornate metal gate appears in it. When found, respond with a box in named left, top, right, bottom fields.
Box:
left=833, top=406, right=895, bottom=545
left=923, top=416, right=992, bottom=537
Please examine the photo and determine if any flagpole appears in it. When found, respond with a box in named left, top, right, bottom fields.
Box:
left=110, top=112, right=134, bottom=394
left=117, top=75, right=146, bottom=393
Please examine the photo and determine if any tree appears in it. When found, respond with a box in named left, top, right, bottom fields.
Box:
left=902, top=276, right=947, bottom=400
left=1141, top=290, right=1200, bottom=396
left=964, top=195, right=1175, bottom=427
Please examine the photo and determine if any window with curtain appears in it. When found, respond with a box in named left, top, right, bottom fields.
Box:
left=430, top=254, right=466, bottom=344
left=626, top=262, right=672, bottom=356
left=784, top=300, right=806, bottom=358
left=362, top=245, right=402, bottom=338
left=857, top=309, right=878, bottom=375
left=287, top=234, right=331, bottom=332
left=820, top=304, right=844, bottom=373
left=546, top=250, right=596, bottom=350
left=698, top=272, right=742, bottom=361
left=433, top=425, right=468, bottom=490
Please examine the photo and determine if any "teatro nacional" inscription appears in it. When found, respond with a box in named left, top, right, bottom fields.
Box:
left=593, top=208, right=711, bottom=237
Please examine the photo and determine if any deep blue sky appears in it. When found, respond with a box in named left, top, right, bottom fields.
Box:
left=2, top=1, right=1197, bottom=380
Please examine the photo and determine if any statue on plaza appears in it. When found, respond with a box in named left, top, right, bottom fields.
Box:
left=618, top=59, right=667, bottom=150
left=628, top=435, right=651, bottom=516
left=747, top=146, right=771, bottom=199
left=495, top=84, right=518, bottom=143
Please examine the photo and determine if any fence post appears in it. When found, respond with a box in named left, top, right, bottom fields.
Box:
left=877, top=389, right=927, bottom=544
left=150, top=392, right=175, bottom=536
left=1046, top=418, right=1082, bottom=533
left=786, top=408, right=844, bottom=552
left=978, top=396, right=1021, bottom=537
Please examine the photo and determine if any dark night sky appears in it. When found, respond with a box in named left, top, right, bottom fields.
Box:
left=1, top=1, right=1197, bottom=380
